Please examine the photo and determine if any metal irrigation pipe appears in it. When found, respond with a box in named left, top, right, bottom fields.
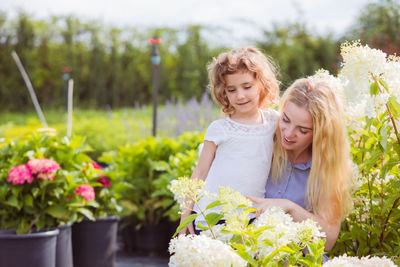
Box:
left=12, top=51, right=48, bottom=128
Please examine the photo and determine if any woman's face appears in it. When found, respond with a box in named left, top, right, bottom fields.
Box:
left=279, top=101, right=313, bottom=157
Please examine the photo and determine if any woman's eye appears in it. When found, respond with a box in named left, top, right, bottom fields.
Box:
left=282, top=117, right=289, bottom=123
left=300, top=130, right=308, bottom=134
left=227, top=89, right=235, bottom=93
left=244, top=86, right=252, bottom=89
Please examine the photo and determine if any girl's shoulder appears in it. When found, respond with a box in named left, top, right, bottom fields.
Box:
left=207, top=118, right=226, bottom=129
left=261, top=108, right=279, bottom=123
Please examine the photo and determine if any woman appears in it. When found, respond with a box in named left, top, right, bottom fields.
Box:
left=249, top=77, right=353, bottom=251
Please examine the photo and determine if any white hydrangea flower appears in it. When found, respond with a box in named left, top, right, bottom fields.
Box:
left=308, top=69, right=345, bottom=99
left=224, top=211, right=251, bottom=233
left=323, top=254, right=397, bottom=267
left=364, top=97, right=377, bottom=118
left=373, top=92, right=391, bottom=115
left=345, top=102, right=368, bottom=130
left=168, top=177, right=206, bottom=211
left=218, top=187, right=253, bottom=214
left=295, top=218, right=326, bottom=245
left=254, top=207, right=298, bottom=257
left=383, top=55, right=400, bottom=100
left=200, top=224, right=233, bottom=243
left=253, top=207, right=326, bottom=259
left=168, top=235, right=246, bottom=267
left=339, top=41, right=387, bottom=104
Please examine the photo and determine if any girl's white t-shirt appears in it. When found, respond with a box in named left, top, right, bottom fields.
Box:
left=194, top=109, right=278, bottom=227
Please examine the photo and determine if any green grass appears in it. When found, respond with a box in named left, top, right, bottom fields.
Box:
left=0, top=107, right=154, bottom=159
left=0, top=105, right=220, bottom=159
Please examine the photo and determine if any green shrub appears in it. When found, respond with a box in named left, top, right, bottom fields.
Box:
left=100, top=131, right=203, bottom=228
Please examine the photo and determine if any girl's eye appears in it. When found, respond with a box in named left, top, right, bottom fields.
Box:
left=282, top=117, right=289, bottom=123
left=244, top=85, right=252, bottom=89
left=227, top=89, right=235, bottom=93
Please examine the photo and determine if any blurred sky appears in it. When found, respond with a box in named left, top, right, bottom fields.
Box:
left=0, top=0, right=378, bottom=46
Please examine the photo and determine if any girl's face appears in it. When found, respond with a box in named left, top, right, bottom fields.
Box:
left=224, top=71, right=262, bottom=116
left=279, top=101, right=313, bottom=158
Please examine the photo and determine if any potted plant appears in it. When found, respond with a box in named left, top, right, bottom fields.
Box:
left=71, top=160, right=123, bottom=267
left=0, top=132, right=96, bottom=267
left=100, top=132, right=203, bottom=254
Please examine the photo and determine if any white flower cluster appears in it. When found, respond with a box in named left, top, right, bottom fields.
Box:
left=218, top=187, right=254, bottom=233
left=200, top=224, right=233, bottom=243
left=339, top=41, right=400, bottom=121
left=308, top=69, right=345, bottom=99
left=168, top=177, right=205, bottom=211
left=218, top=186, right=253, bottom=214
left=295, top=218, right=326, bottom=245
left=253, top=207, right=325, bottom=258
left=323, top=254, right=397, bottom=267
left=168, top=234, right=247, bottom=267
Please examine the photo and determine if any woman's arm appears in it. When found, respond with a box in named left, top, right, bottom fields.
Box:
left=179, top=140, right=217, bottom=235
left=247, top=197, right=341, bottom=250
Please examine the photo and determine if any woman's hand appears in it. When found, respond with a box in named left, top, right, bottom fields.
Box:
left=247, top=196, right=293, bottom=217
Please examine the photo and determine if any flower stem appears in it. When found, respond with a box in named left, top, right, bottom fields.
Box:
left=371, top=75, right=400, bottom=145
left=194, top=201, right=216, bottom=239
left=380, top=196, right=400, bottom=243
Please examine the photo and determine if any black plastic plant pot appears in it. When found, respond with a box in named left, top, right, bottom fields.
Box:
left=72, top=216, right=119, bottom=267
left=135, top=221, right=175, bottom=254
left=56, top=223, right=73, bottom=267
left=0, top=228, right=59, bottom=267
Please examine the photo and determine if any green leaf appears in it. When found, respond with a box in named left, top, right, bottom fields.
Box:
left=6, top=195, right=20, bottom=209
left=53, top=187, right=64, bottom=198
left=369, top=82, right=379, bottom=96
left=77, top=208, right=95, bottom=221
left=173, top=213, right=198, bottom=237
left=205, top=212, right=224, bottom=227
left=196, top=223, right=209, bottom=230
left=16, top=219, right=30, bottom=234
left=86, top=200, right=100, bottom=208
left=379, top=125, right=388, bottom=151
left=378, top=78, right=389, bottom=93
left=24, top=194, right=33, bottom=207
left=205, top=200, right=224, bottom=210
left=46, top=205, right=69, bottom=219
left=32, top=188, right=40, bottom=198
left=235, top=250, right=258, bottom=266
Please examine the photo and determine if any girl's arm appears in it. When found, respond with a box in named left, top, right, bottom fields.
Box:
left=247, top=197, right=341, bottom=250
left=179, top=140, right=217, bottom=235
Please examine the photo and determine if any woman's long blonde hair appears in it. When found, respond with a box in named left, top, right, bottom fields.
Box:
left=271, top=78, right=353, bottom=222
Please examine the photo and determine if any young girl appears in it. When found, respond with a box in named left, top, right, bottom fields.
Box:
left=180, top=47, right=280, bottom=235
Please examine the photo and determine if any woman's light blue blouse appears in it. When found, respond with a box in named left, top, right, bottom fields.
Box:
left=264, top=158, right=312, bottom=210
left=265, top=158, right=331, bottom=262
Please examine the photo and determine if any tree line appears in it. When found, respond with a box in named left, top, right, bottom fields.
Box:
left=0, top=0, right=399, bottom=111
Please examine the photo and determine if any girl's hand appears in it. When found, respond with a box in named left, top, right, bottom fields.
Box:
left=178, top=211, right=195, bottom=236
left=247, top=196, right=292, bottom=217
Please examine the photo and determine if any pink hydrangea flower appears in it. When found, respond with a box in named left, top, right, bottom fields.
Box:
left=97, top=176, right=111, bottom=187
left=75, top=184, right=95, bottom=201
left=90, top=162, right=102, bottom=170
left=27, top=158, right=61, bottom=180
left=7, top=164, right=33, bottom=185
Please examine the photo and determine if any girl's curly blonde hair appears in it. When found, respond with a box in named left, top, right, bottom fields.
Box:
left=207, top=47, right=280, bottom=114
